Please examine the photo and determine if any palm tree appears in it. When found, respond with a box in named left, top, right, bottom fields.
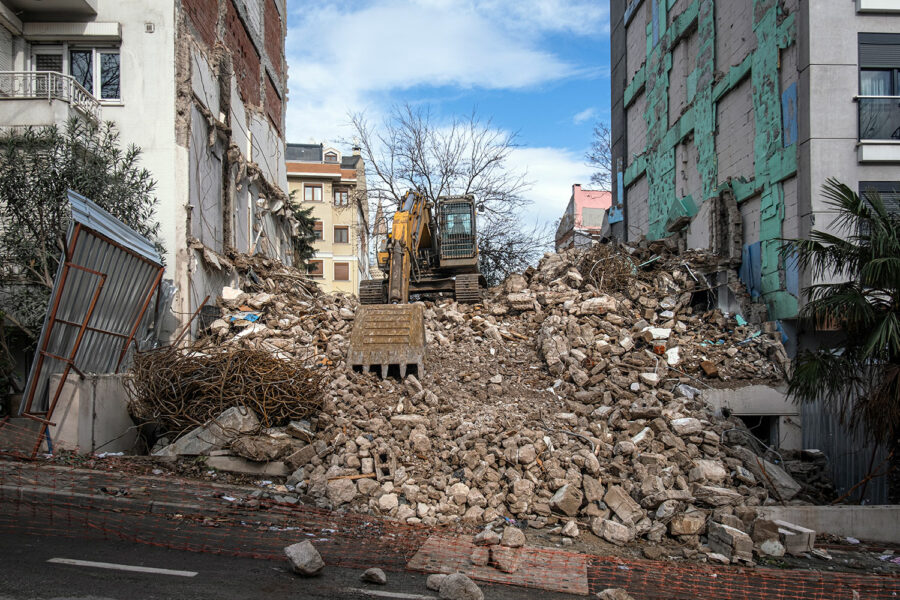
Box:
left=782, top=178, right=900, bottom=447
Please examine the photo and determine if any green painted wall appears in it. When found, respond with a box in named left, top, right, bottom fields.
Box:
left=622, top=0, right=798, bottom=319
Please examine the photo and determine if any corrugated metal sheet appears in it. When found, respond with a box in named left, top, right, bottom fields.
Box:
left=802, top=400, right=890, bottom=504
left=20, top=191, right=164, bottom=417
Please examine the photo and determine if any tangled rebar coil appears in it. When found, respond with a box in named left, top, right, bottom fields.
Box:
left=126, top=343, right=324, bottom=435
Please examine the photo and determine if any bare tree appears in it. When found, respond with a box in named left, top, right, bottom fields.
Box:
left=586, top=121, right=612, bottom=190
left=349, top=104, right=544, bottom=285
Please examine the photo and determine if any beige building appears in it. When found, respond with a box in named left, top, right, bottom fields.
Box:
left=286, top=143, right=369, bottom=295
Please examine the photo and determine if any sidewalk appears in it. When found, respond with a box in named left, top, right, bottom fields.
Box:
left=1, top=458, right=899, bottom=599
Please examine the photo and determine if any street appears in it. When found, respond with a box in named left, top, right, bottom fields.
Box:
left=0, top=529, right=582, bottom=600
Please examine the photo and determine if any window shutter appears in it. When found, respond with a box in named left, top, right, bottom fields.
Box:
left=859, top=33, right=900, bottom=68
left=334, top=262, right=349, bottom=280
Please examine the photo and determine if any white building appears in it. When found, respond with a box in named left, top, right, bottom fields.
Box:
left=0, top=0, right=295, bottom=337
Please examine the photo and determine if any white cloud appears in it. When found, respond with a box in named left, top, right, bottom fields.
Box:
left=508, top=146, right=593, bottom=226
left=572, top=107, right=596, bottom=124
left=284, top=0, right=607, bottom=142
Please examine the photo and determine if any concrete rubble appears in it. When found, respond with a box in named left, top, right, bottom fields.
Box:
left=284, top=540, right=324, bottom=576
left=142, top=244, right=831, bottom=565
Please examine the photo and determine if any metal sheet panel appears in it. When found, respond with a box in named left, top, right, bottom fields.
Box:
left=20, top=191, right=164, bottom=425
left=802, top=400, right=889, bottom=504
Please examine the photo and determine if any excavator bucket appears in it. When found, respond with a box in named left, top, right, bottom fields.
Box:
left=347, top=304, right=425, bottom=378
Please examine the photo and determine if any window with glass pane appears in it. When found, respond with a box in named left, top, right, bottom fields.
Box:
left=305, top=185, right=322, bottom=201
left=100, top=52, right=120, bottom=99
left=334, top=189, right=349, bottom=206
left=70, top=50, right=93, bottom=93
left=334, top=226, right=349, bottom=244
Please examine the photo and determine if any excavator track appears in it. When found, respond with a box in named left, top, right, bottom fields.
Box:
left=454, top=274, right=482, bottom=303
left=347, top=304, right=425, bottom=378
left=359, top=279, right=386, bottom=305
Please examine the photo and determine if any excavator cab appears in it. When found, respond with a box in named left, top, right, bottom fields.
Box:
left=437, top=199, right=477, bottom=265
left=349, top=191, right=485, bottom=377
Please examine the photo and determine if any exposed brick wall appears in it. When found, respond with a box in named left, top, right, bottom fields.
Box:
left=225, top=0, right=261, bottom=106
left=183, top=0, right=218, bottom=47
left=265, top=73, right=282, bottom=133
left=264, top=0, right=283, bottom=79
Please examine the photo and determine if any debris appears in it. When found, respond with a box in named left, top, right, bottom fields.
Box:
left=285, top=541, right=324, bottom=576
left=426, top=574, right=447, bottom=591
left=597, top=588, right=635, bottom=600
left=361, top=568, right=387, bottom=584
left=500, top=526, right=526, bottom=548
left=489, top=545, right=522, bottom=573
left=438, top=573, right=484, bottom=600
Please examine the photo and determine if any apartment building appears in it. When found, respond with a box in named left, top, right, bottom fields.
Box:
left=609, top=0, right=900, bottom=501
left=0, top=0, right=295, bottom=338
left=286, top=143, right=370, bottom=295
left=555, top=184, right=613, bottom=251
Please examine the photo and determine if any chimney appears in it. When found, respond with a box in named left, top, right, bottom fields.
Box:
left=352, top=145, right=361, bottom=156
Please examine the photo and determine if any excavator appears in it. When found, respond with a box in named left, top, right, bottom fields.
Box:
left=347, top=190, right=485, bottom=378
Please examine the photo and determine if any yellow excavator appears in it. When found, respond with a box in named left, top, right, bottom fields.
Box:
left=347, top=190, right=485, bottom=378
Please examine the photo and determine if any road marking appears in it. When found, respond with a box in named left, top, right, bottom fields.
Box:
left=343, top=589, right=436, bottom=600
left=47, top=558, right=198, bottom=577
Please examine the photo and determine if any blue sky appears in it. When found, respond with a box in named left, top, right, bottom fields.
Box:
left=284, top=0, right=611, bottom=226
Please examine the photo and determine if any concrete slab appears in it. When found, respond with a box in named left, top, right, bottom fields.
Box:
left=204, top=456, right=291, bottom=477
left=407, top=534, right=589, bottom=596
left=757, top=505, right=900, bottom=545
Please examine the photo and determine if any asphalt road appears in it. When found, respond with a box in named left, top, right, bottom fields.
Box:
left=0, top=529, right=583, bottom=600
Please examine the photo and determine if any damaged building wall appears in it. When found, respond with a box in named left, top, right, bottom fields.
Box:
left=175, top=0, right=293, bottom=333
left=613, top=0, right=800, bottom=321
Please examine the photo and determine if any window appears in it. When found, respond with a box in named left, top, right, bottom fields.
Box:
left=70, top=48, right=120, bottom=99
left=304, top=184, right=323, bottom=202
left=324, top=151, right=338, bottom=162
left=858, top=33, right=900, bottom=139
left=313, top=220, right=323, bottom=240
left=32, top=45, right=120, bottom=100
left=334, top=262, right=350, bottom=281
left=859, top=182, right=900, bottom=235
left=334, top=189, right=349, bottom=206
left=334, top=226, right=349, bottom=244
left=307, top=260, right=323, bottom=277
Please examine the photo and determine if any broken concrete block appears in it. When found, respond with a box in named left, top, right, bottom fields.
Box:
left=155, top=406, right=259, bottom=456
left=549, top=483, right=583, bottom=517
left=775, top=520, right=816, bottom=555
left=708, top=522, right=754, bottom=562
left=426, top=574, right=447, bottom=591
left=470, top=546, right=490, bottom=567
left=597, top=588, right=635, bottom=600
left=500, top=525, right=526, bottom=548
left=604, top=485, right=643, bottom=524
left=489, top=545, right=522, bottom=573
left=285, top=541, right=324, bottom=576
left=669, top=511, right=707, bottom=535
left=438, top=572, right=484, bottom=600
left=592, top=518, right=632, bottom=545
left=361, top=568, right=386, bottom=584
left=205, top=456, right=290, bottom=476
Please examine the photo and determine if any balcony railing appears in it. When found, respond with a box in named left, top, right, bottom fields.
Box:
left=859, top=95, right=900, bottom=141
left=0, top=71, right=101, bottom=122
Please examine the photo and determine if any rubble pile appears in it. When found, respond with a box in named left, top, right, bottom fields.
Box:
left=206, top=254, right=359, bottom=368
left=142, top=244, right=828, bottom=564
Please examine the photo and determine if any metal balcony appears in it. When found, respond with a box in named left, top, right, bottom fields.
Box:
left=0, top=71, right=101, bottom=124
left=858, top=95, right=900, bottom=140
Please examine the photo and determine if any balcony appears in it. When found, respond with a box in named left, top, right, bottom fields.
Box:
left=858, top=96, right=900, bottom=163
left=0, top=71, right=101, bottom=128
